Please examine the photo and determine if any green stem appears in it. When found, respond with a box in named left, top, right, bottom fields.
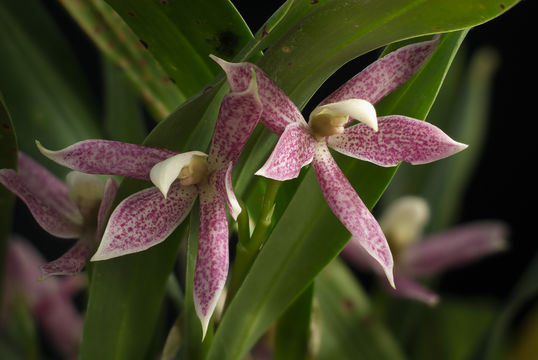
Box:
left=226, top=180, right=281, bottom=308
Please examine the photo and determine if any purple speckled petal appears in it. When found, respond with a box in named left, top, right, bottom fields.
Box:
left=96, top=178, right=119, bottom=237
left=40, top=234, right=95, bottom=279
left=17, top=153, right=81, bottom=221
left=319, top=36, right=440, bottom=106
left=328, top=115, right=467, bottom=167
left=210, top=163, right=241, bottom=220
left=211, top=55, right=305, bottom=135
left=400, top=221, right=508, bottom=277
left=0, top=169, right=82, bottom=239
left=256, top=122, right=317, bottom=181
left=208, top=71, right=262, bottom=170
left=312, top=143, right=394, bottom=287
left=385, top=272, right=439, bottom=306
left=193, top=184, right=229, bottom=339
left=37, top=139, right=177, bottom=180
left=92, top=183, right=198, bottom=261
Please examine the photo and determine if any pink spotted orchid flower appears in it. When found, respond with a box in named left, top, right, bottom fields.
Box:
left=212, top=36, right=467, bottom=286
left=0, top=153, right=118, bottom=278
left=342, top=196, right=508, bottom=305
left=35, top=72, right=262, bottom=336
left=1, top=236, right=85, bottom=359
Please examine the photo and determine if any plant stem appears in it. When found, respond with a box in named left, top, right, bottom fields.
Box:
left=226, top=180, right=281, bottom=308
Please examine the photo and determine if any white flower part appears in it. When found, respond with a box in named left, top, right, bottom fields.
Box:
left=379, top=196, right=430, bottom=250
left=150, top=151, right=207, bottom=198
left=312, top=99, right=378, bottom=131
left=65, top=171, right=105, bottom=218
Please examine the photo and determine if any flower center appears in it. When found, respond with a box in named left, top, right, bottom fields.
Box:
left=309, top=109, right=348, bottom=138
left=177, top=155, right=209, bottom=186
left=66, top=171, right=104, bottom=222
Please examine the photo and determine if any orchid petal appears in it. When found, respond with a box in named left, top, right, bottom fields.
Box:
left=17, top=153, right=81, bottom=221
left=0, top=168, right=83, bottom=238
left=210, top=163, right=241, bottom=220
left=328, top=115, right=467, bottom=167
left=312, top=143, right=394, bottom=287
left=193, top=184, right=229, bottom=339
left=65, top=171, right=105, bottom=219
left=92, top=183, right=198, bottom=261
left=96, top=178, right=119, bottom=237
left=208, top=70, right=262, bottom=170
left=385, top=272, right=439, bottom=306
left=210, top=55, right=305, bottom=134
left=312, top=99, right=378, bottom=131
left=37, top=139, right=177, bottom=180
left=40, top=234, right=95, bottom=279
left=319, top=36, right=440, bottom=106
left=256, top=122, right=317, bottom=181
left=149, top=151, right=207, bottom=197
left=400, top=221, right=508, bottom=276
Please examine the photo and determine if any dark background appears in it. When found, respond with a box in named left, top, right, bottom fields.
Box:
left=27, top=0, right=533, bottom=303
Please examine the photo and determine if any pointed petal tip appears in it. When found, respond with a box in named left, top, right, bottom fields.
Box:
left=385, top=267, right=396, bottom=289
left=35, top=140, right=54, bottom=159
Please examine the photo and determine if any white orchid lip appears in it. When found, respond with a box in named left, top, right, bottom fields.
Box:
left=150, top=151, right=208, bottom=198
left=310, top=99, right=378, bottom=137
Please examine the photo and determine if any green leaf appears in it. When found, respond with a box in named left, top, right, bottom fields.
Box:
left=274, top=284, right=314, bottom=360
left=315, top=259, right=405, bottom=360
left=0, top=96, right=17, bottom=311
left=0, top=0, right=101, bottom=177
left=104, top=0, right=254, bottom=97
left=102, top=58, right=147, bottom=143
left=209, top=29, right=469, bottom=360
left=59, top=0, right=186, bottom=120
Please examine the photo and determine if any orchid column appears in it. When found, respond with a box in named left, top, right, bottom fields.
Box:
left=36, top=71, right=262, bottom=336
left=213, top=36, right=468, bottom=286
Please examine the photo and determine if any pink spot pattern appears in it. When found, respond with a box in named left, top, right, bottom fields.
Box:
left=96, top=178, right=120, bottom=237
left=319, top=36, right=440, bottom=106
left=328, top=115, right=467, bottom=166
left=40, top=139, right=177, bottom=180
left=256, top=122, right=317, bottom=181
left=193, top=184, right=229, bottom=335
left=208, top=85, right=263, bottom=170
left=210, top=163, right=241, bottom=220
left=40, top=235, right=94, bottom=279
left=313, top=143, right=394, bottom=284
left=94, top=182, right=197, bottom=260
left=212, top=55, right=304, bottom=134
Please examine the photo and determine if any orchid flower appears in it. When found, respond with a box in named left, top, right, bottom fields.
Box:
left=2, top=236, right=85, bottom=359
left=342, top=196, right=508, bottom=305
left=212, top=36, right=467, bottom=286
left=36, top=71, right=262, bottom=336
left=0, top=153, right=118, bottom=278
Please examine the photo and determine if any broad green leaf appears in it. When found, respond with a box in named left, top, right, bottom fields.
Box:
left=59, top=0, right=185, bottom=120
left=209, top=30, right=469, bottom=360
left=274, top=284, right=314, bottom=360
left=0, top=0, right=101, bottom=177
left=104, top=0, right=254, bottom=97
left=102, top=58, right=147, bottom=143
left=0, top=96, right=17, bottom=307
left=315, top=259, right=405, bottom=360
